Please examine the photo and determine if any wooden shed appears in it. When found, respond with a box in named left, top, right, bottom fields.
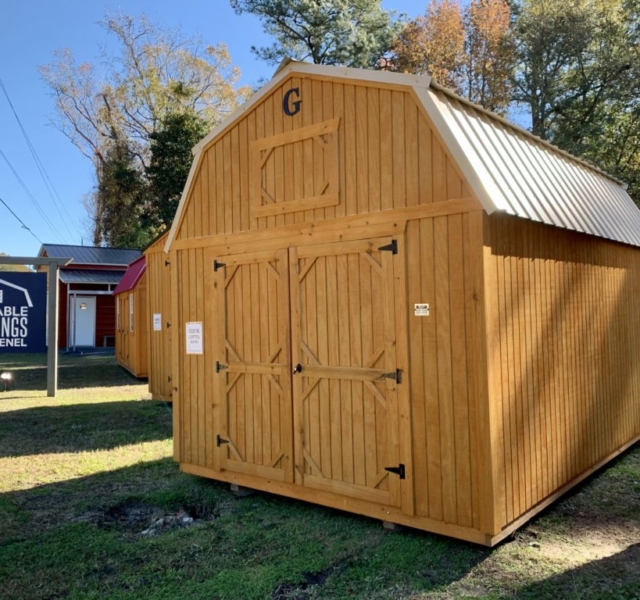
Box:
left=164, top=62, right=640, bottom=546
left=114, top=256, right=148, bottom=378
left=145, top=232, right=173, bottom=401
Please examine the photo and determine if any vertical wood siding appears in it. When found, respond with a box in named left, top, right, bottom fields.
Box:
left=145, top=238, right=173, bottom=401
left=114, top=277, right=148, bottom=378
left=170, top=73, right=487, bottom=537
left=175, top=77, right=469, bottom=241
left=406, top=211, right=485, bottom=530
left=484, top=214, right=640, bottom=532
left=174, top=247, right=211, bottom=468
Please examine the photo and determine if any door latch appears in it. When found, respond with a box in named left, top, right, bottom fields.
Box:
left=292, top=363, right=302, bottom=374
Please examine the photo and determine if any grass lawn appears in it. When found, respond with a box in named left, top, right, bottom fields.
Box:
left=0, top=353, right=639, bottom=599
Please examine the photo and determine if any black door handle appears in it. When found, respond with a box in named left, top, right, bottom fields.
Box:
left=293, top=364, right=302, bottom=374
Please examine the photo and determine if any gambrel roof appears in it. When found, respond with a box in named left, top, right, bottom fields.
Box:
left=166, top=61, right=640, bottom=250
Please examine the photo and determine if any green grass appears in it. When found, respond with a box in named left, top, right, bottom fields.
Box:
left=0, top=353, right=639, bottom=599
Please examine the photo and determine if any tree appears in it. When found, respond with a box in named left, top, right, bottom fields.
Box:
left=143, top=111, right=209, bottom=229
left=95, top=140, right=149, bottom=248
left=0, top=254, right=30, bottom=272
left=229, top=0, right=403, bottom=68
left=513, top=0, right=640, bottom=205
left=390, top=0, right=465, bottom=91
left=464, top=0, right=515, bottom=113
left=390, top=0, right=515, bottom=113
left=512, top=0, right=595, bottom=139
left=41, top=12, right=250, bottom=246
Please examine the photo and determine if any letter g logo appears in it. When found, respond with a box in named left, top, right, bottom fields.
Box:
left=283, top=88, right=302, bottom=116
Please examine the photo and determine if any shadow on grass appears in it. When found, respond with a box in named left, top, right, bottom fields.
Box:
left=0, top=399, right=172, bottom=457
left=512, top=544, right=640, bottom=600
left=0, top=353, right=142, bottom=392
left=0, top=457, right=183, bottom=545
left=0, top=457, right=490, bottom=600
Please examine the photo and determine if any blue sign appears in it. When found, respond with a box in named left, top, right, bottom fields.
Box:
left=0, top=272, right=47, bottom=353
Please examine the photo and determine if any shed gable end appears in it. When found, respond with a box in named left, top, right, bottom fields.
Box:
left=173, top=74, right=477, bottom=243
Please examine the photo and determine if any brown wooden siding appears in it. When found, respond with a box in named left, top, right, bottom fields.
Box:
left=405, top=211, right=486, bottom=531
left=173, top=247, right=211, bottom=467
left=483, top=213, right=640, bottom=533
left=175, top=77, right=470, bottom=243
left=145, top=235, right=173, bottom=401
left=114, top=276, right=148, bottom=378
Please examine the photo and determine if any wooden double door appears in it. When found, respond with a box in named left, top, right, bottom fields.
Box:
left=211, top=236, right=404, bottom=507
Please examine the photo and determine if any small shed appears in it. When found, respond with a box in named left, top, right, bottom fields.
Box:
left=144, top=232, right=173, bottom=401
left=164, top=62, right=640, bottom=545
left=37, top=244, right=141, bottom=349
left=113, top=256, right=148, bottom=378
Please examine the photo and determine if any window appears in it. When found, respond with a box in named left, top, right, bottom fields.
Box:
left=129, top=294, right=134, bottom=332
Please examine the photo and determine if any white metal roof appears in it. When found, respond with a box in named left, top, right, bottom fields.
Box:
left=422, top=85, right=640, bottom=247
left=165, top=62, right=640, bottom=251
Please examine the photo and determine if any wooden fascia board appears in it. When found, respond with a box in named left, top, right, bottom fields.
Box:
left=413, top=87, right=506, bottom=217
left=164, top=150, right=203, bottom=253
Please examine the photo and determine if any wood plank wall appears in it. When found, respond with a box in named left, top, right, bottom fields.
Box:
left=114, top=279, right=148, bottom=378
left=146, top=239, right=173, bottom=401
left=175, top=76, right=467, bottom=240
left=483, top=213, right=640, bottom=533
left=406, top=211, right=485, bottom=531
left=173, top=247, right=214, bottom=467
left=170, top=73, right=487, bottom=532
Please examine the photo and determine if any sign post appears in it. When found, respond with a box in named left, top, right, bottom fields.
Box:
left=0, top=256, right=72, bottom=397
left=47, top=261, right=60, bottom=396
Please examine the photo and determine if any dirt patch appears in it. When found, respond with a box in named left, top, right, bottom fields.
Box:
left=73, top=498, right=214, bottom=536
left=272, top=564, right=342, bottom=599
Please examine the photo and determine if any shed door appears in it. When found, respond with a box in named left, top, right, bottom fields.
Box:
left=290, top=238, right=402, bottom=506
left=213, top=248, right=293, bottom=482
left=72, top=296, right=96, bottom=347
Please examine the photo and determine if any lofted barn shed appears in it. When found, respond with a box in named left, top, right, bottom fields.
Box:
left=145, top=232, right=173, bottom=401
left=113, top=256, right=148, bottom=378
left=164, top=62, right=640, bottom=546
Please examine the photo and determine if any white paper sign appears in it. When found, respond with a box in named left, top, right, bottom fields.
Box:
left=414, top=303, right=430, bottom=316
left=185, top=322, right=203, bottom=354
left=153, top=313, right=162, bottom=331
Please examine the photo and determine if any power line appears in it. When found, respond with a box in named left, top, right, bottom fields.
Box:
left=0, top=74, right=80, bottom=239
left=0, top=194, right=42, bottom=244
left=0, top=147, right=64, bottom=242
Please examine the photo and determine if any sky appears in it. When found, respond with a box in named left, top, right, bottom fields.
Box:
left=0, top=0, right=431, bottom=258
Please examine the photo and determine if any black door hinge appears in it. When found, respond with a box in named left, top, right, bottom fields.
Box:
left=380, top=369, right=402, bottom=384
left=165, top=260, right=170, bottom=267
left=385, top=464, right=406, bottom=479
left=216, top=361, right=228, bottom=373
left=216, top=435, right=229, bottom=447
left=213, top=259, right=226, bottom=271
left=166, top=322, right=172, bottom=328
left=378, top=239, right=398, bottom=254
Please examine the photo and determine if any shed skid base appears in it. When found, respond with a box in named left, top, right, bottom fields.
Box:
left=181, top=432, right=640, bottom=547
left=179, top=462, right=492, bottom=546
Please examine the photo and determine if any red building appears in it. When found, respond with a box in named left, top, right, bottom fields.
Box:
left=37, top=245, right=141, bottom=349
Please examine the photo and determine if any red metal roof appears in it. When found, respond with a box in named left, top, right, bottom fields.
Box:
left=113, top=256, right=146, bottom=295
